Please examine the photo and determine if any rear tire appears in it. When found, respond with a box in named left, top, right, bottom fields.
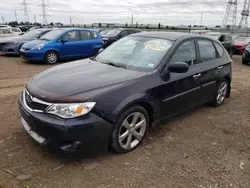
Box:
left=211, top=79, right=229, bottom=107
left=45, top=51, right=58, bottom=64
left=110, top=105, right=149, bottom=154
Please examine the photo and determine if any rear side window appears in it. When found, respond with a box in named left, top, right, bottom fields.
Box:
left=91, top=31, right=99, bottom=39
left=198, top=40, right=217, bottom=61
left=214, top=42, right=224, bottom=57
left=170, top=40, right=197, bottom=66
left=80, top=31, right=92, bottom=40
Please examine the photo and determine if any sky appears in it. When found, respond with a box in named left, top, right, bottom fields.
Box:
left=0, top=0, right=246, bottom=26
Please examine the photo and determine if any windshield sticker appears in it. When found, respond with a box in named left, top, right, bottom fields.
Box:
left=148, top=63, right=155, bottom=67
left=144, top=44, right=166, bottom=51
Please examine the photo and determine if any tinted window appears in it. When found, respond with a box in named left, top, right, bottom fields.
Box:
left=63, top=31, right=80, bottom=41
left=214, top=42, right=224, bottom=57
left=170, top=40, right=197, bottom=66
left=80, top=31, right=92, bottom=40
left=198, top=40, right=216, bottom=61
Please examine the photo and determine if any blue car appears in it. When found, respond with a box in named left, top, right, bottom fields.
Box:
left=20, top=28, right=103, bottom=64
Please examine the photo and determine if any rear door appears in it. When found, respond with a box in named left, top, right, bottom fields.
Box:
left=160, top=39, right=202, bottom=118
left=196, top=39, right=222, bottom=102
left=59, top=30, right=82, bottom=58
left=79, top=30, right=102, bottom=56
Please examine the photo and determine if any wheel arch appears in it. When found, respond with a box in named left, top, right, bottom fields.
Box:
left=112, top=94, right=156, bottom=127
left=222, top=75, right=231, bottom=98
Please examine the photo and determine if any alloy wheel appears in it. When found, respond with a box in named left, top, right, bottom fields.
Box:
left=216, top=81, right=228, bottom=105
left=47, top=52, right=57, bottom=64
left=118, top=112, right=147, bottom=150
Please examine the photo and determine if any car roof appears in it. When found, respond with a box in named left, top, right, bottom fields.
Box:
left=62, top=28, right=98, bottom=32
left=132, top=31, right=205, bottom=41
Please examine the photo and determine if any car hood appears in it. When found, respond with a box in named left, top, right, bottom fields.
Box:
left=27, top=59, right=147, bottom=103
left=0, top=36, right=32, bottom=43
left=22, top=39, right=50, bottom=49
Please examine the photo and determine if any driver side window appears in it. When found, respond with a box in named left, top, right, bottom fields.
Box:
left=62, top=31, right=80, bottom=41
left=170, top=40, right=197, bottom=66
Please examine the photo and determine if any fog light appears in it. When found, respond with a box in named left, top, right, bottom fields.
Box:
left=60, top=141, right=81, bottom=152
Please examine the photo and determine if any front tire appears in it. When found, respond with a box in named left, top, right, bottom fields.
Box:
left=211, top=79, right=229, bottom=107
left=45, top=51, right=58, bottom=64
left=110, top=105, right=149, bottom=154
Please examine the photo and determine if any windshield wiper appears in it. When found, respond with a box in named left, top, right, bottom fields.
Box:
left=101, top=61, right=127, bottom=69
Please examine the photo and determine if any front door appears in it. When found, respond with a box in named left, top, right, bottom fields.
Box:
left=59, top=30, right=82, bottom=58
left=159, top=39, right=202, bottom=119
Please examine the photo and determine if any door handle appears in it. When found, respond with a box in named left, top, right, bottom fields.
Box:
left=217, top=66, right=223, bottom=69
left=193, top=73, right=201, bottom=79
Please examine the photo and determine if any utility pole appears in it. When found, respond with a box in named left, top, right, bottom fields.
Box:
left=21, top=0, right=29, bottom=22
left=34, top=14, right=36, bottom=23
left=200, top=13, right=203, bottom=26
left=131, top=14, right=134, bottom=25
left=238, top=0, right=250, bottom=29
left=222, top=0, right=237, bottom=31
left=70, top=17, right=72, bottom=25
left=39, top=0, right=48, bottom=25
left=15, top=10, right=18, bottom=22
left=1, top=16, right=4, bottom=24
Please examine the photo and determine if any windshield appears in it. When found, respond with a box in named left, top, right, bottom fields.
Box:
left=96, top=36, right=174, bottom=71
left=40, top=29, right=64, bottom=41
left=235, top=37, right=250, bottom=43
left=22, top=29, right=45, bottom=38
left=105, top=28, right=122, bottom=36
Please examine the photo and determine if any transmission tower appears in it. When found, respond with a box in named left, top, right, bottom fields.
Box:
left=238, top=0, right=250, bottom=29
left=40, top=0, right=48, bottom=25
left=222, top=0, right=237, bottom=30
left=21, top=0, right=29, bottom=22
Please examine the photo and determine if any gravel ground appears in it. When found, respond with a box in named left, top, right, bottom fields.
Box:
left=0, top=55, right=249, bottom=188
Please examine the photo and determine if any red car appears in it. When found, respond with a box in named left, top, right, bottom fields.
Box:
left=234, top=37, right=250, bottom=54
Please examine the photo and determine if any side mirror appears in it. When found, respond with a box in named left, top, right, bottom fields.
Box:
left=61, top=38, right=68, bottom=43
left=169, top=62, right=189, bottom=73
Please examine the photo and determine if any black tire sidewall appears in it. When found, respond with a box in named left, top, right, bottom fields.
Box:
left=45, top=51, right=58, bottom=64
left=110, top=105, right=149, bottom=154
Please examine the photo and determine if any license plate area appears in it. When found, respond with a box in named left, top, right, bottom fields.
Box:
left=21, top=118, right=46, bottom=144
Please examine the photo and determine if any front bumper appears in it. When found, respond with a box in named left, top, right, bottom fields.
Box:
left=18, top=92, right=113, bottom=154
left=242, top=51, right=250, bottom=64
left=2, top=43, right=22, bottom=55
left=19, top=49, right=45, bottom=61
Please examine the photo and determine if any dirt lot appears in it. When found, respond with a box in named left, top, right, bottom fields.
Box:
left=0, top=55, right=249, bottom=188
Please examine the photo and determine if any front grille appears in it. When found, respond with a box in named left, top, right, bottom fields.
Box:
left=24, top=90, right=50, bottom=112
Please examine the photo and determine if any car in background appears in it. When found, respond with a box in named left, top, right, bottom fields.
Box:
left=101, top=28, right=141, bottom=48
left=204, top=32, right=234, bottom=57
left=99, top=29, right=111, bottom=36
left=242, top=44, right=250, bottom=65
left=234, top=36, right=250, bottom=54
left=19, top=32, right=232, bottom=154
left=20, top=28, right=103, bottom=64
left=0, top=28, right=52, bottom=55
left=0, top=28, right=15, bottom=38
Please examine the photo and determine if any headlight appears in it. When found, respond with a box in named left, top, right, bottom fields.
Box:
left=46, top=102, right=96, bottom=119
left=31, top=43, right=44, bottom=50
